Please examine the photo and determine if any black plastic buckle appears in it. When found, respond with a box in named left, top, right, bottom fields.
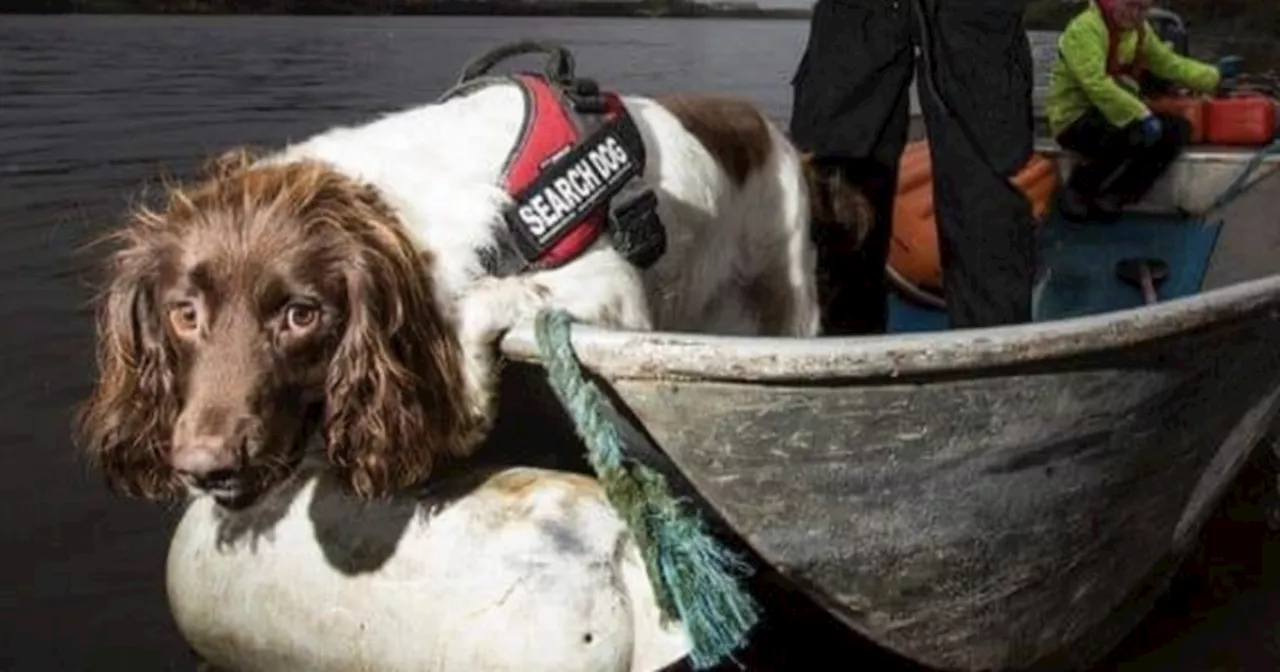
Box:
left=563, top=77, right=608, bottom=115
left=607, top=187, right=666, bottom=270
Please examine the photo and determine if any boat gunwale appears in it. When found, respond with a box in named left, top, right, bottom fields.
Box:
left=499, top=273, right=1280, bottom=383
left=1032, top=141, right=1280, bottom=166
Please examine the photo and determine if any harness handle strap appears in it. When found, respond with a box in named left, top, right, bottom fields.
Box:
left=447, top=40, right=608, bottom=116
left=456, top=40, right=576, bottom=87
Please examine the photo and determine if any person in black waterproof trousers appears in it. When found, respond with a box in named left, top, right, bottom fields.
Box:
left=790, top=0, right=1036, bottom=332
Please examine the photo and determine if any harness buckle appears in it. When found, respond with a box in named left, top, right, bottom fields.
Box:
left=608, top=185, right=666, bottom=270
left=563, top=77, right=608, bottom=115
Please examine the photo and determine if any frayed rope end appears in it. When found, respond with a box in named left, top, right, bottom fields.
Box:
left=534, top=309, right=760, bottom=669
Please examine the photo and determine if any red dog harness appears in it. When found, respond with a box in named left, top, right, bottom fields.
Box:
left=440, top=42, right=666, bottom=277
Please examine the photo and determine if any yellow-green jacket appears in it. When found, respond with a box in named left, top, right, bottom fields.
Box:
left=1046, top=2, right=1221, bottom=138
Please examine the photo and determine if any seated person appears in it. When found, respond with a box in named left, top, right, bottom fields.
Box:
left=1046, top=0, right=1242, bottom=221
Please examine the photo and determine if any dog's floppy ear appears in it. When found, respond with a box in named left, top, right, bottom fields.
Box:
left=319, top=178, right=476, bottom=498
left=800, top=154, right=880, bottom=335
left=74, top=213, right=185, bottom=500
left=801, top=153, right=875, bottom=250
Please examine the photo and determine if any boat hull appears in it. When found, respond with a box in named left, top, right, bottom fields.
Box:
left=499, top=274, right=1280, bottom=670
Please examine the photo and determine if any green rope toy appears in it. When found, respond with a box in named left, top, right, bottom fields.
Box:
left=533, top=309, right=760, bottom=670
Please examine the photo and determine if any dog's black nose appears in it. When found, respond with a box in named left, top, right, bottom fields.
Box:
left=191, top=469, right=242, bottom=493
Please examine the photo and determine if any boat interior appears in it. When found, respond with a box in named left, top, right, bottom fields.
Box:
left=887, top=141, right=1280, bottom=334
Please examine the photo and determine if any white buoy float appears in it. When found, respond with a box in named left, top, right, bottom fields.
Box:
left=166, top=458, right=691, bottom=672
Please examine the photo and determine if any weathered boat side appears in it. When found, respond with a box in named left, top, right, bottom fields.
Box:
left=498, top=273, right=1280, bottom=670
left=1032, top=142, right=1280, bottom=217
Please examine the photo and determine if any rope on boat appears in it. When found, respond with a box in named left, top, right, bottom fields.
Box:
left=1209, top=137, right=1280, bottom=212
left=533, top=309, right=759, bottom=670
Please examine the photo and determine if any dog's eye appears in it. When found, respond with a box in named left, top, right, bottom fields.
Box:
left=284, top=303, right=320, bottom=332
left=168, top=302, right=199, bottom=335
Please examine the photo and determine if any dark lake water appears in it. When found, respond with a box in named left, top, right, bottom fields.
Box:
left=3, top=13, right=1280, bottom=671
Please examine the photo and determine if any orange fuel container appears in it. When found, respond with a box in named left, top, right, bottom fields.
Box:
left=888, top=140, right=1060, bottom=292
left=1145, top=95, right=1206, bottom=144
left=1204, top=93, right=1278, bottom=146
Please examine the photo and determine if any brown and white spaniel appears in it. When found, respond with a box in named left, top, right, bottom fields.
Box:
left=75, top=81, right=869, bottom=507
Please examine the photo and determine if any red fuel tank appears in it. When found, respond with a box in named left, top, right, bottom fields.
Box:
left=1204, top=92, right=1279, bottom=146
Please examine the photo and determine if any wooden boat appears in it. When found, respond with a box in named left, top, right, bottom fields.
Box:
left=493, top=140, right=1280, bottom=671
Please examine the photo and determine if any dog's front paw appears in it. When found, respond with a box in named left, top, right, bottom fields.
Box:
left=457, top=276, right=550, bottom=340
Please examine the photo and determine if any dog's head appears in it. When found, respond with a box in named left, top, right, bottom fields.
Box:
left=75, top=148, right=475, bottom=507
